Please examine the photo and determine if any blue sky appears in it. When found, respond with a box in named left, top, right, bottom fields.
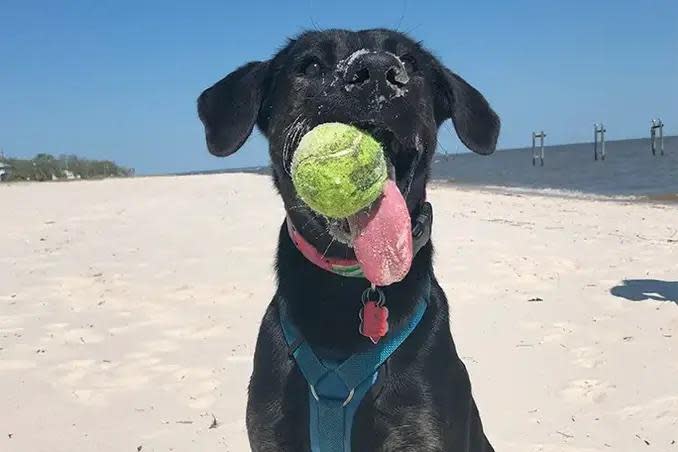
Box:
left=1, top=1, right=676, bottom=175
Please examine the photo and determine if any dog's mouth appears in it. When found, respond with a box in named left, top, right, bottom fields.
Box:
left=284, top=117, right=423, bottom=286
left=326, top=122, right=422, bottom=245
left=284, top=118, right=422, bottom=197
left=354, top=122, right=423, bottom=189
left=327, top=218, right=352, bottom=243
left=311, top=121, right=421, bottom=286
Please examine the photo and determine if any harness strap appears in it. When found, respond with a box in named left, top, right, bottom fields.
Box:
left=278, top=278, right=430, bottom=452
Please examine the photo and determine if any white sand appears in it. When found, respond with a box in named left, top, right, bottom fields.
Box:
left=1, top=174, right=676, bottom=451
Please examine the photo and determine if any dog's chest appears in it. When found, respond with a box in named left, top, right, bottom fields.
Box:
left=350, top=375, right=445, bottom=451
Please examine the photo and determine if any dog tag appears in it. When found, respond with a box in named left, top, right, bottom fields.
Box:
left=359, top=287, right=389, bottom=344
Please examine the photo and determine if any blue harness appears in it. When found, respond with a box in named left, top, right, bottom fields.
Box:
left=278, top=281, right=430, bottom=452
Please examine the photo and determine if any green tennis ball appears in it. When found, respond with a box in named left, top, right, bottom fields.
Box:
left=291, top=123, right=387, bottom=219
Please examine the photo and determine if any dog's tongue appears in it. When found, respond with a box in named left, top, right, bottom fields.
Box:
left=348, top=180, right=413, bottom=286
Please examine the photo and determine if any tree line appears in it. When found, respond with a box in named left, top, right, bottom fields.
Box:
left=0, top=154, right=133, bottom=181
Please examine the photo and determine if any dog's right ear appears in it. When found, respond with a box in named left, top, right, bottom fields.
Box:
left=197, top=61, right=269, bottom=157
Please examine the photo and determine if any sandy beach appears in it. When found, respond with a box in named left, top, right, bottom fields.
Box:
left=1, top=174, right=676, bottom=451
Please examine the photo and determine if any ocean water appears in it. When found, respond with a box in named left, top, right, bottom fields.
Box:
left=430, top=136, right=677, bottom=199
left=188, top=136, right=676, bottom=200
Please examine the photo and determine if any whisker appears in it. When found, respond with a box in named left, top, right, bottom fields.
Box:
left=394, top=0, right=408, bottom=31
left=285, top=118, right=310, bottom=175
left=282, top=115, right=304, bottom=175
left=283, top=114, right=303, bottom=134
left=301, top=215, right=316, bottom=230
left=321, top=237, right=335, bottom=259
left=311, top=215, right=332, bottom=240
left=287, top=205, right=310, bottom=213
left=287, top=201, right=314, bottom=213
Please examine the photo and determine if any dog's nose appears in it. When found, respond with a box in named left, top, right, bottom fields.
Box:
left=343, top=51, right=409, bottom=91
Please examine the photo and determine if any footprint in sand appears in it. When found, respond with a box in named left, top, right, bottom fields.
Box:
left=524, top=321, right=576, bottom=345
left=562, top=378, right=616, bottom=404
left=570, top=346, right=606, bottom=369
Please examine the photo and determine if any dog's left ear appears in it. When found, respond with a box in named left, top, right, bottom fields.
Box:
left=434, top=67, right=500, bottom=155
left=197, top=61, right=269, bottom=157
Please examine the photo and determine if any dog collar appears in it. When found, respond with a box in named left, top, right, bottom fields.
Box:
left=286, top=202, right=433, bottom=279
left=286, top=217, right=365, bottom=277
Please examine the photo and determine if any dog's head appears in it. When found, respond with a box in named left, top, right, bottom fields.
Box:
left=198, top=29, right=499, bottom=257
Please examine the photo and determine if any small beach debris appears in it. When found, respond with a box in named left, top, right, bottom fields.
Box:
left=208, top=414, right=218, bottom=429
left=635, top=434, right=650, bottom=445
left=528, top=297, right=543, bottom=302
left=515, top=342, right=535, bottom=348
left=176, top=420, right=193, bottom=424
left=137, top=446, right=143, bottom=451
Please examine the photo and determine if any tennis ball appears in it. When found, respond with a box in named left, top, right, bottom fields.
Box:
left=291, top=123, right=387, bottom=219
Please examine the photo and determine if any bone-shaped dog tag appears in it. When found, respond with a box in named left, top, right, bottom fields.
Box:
left=359, top=287, right=389, bottom=344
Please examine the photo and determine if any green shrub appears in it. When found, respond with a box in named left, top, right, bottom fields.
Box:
left=0, top=154, right=133, bottom=181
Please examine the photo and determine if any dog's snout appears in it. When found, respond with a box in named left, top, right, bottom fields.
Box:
left=349, top=67, right=371, bottom=85
left=343, top=51, right=409, bottom=90
left=385, top=67, right=408, bottom=87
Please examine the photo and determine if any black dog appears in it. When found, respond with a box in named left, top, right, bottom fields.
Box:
left=198, top=29, right=499, bottom=451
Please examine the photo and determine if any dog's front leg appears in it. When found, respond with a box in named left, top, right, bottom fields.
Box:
left=246, top=301, right=311, bottom=451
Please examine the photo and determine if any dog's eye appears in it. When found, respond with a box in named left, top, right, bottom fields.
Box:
left=400, top=54, right=417, bottom=73
left=302, top=61, right=322, bottom=77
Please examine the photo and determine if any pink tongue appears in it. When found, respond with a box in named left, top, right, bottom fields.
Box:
left=349, top=180, right=413, bottom=286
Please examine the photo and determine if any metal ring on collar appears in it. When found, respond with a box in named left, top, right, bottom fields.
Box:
left=361, top=286, right=385, bottom=305
left=309, top=385, right=356, bottom=407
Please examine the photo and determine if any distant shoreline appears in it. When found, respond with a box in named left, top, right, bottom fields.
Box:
left=430, top=181, right=678, bottom=205
left=167, top=135, right=678, bottom=202
left=4, top=136, right=675, bottom=204
left=173, top=135, right=677, bottom=178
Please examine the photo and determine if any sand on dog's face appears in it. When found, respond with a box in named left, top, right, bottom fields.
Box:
left=0, top=174, right=677, bottom=451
